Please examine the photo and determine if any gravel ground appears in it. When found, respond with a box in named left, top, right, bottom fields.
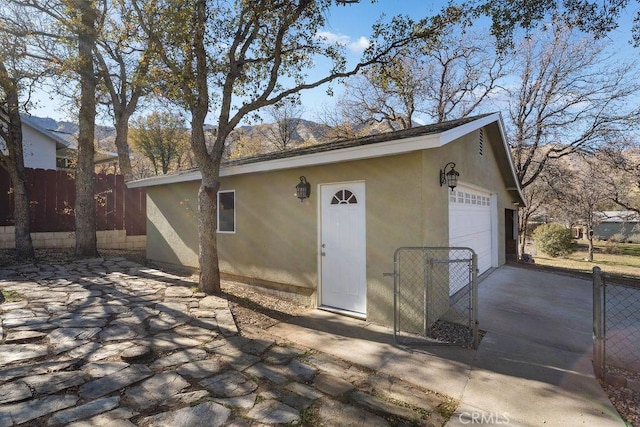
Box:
left=603, top=383, right=640, bottom=426
left=1, top=247, right=638, bottom=425
left=602, top=367, right=640, bottom=426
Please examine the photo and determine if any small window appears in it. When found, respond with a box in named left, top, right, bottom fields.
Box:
left=471, top=194, right=477, bottom=205
left=217, top=190, right=235, bottom=233
left=56, top=157, right=73, bottom=169
left=465, top=193, right=471, bottom=204
left=331, top=189, right=358, bottom=205
left=457, top=191, right=464, bottom=203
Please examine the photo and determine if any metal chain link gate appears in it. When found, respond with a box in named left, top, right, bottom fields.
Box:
left=593, top=266, right=640, bottom=378
left=390, top=247, right=479, bottom=348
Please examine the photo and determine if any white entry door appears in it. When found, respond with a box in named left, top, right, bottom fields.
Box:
left=320, top=182, right=367, bottom=315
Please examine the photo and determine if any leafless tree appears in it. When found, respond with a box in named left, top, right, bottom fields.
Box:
left=505, top=21, right=640, bottom=258
left=516, top=160, right=561, bottom=257
left=316, top=103, right=365, bottom=140
left=335, top=26, right=508, bottom=129
left=421, top=29, right=509, bottom=122
left=338, top=55, right=425, bottom=131
left=508, top=21, right=640, bottom=190
left=597, top=139, right=640, bottom=214
left=261, top=97, right=305, bottom=151
left=550, top=155, right=610, bottom=261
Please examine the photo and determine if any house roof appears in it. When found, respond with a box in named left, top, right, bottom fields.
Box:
left=21, top=115, right=118, bottom=164
left=127, top=112, right=525, bottom=205
left=21, top=115, right=72, bottom=151
left=594, top=211, right=640, bottom=223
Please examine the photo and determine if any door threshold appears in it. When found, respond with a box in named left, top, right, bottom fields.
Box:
left=319, top=305, right=366, bottom=320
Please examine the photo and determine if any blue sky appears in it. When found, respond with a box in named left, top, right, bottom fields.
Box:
left=28, top=0, right=640, bottom=126
left=30, top=1, right=454, bottom=124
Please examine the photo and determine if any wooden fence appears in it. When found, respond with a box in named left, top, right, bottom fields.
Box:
left=0, top=168, right=146, bottom=235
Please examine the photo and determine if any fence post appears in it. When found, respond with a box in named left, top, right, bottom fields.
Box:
left=592, top=266, right=605, bottom=379
left=471, top=252, right=479, bottom=349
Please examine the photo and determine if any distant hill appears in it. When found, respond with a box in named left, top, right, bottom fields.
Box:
left=27, top=115, right=409, bottom=159
left=25, top=115, right=117, bottom=150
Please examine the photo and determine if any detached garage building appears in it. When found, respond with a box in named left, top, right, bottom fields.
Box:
left=128, top=113, right=524, bottom=327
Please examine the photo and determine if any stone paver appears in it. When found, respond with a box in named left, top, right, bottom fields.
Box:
left=79, top=365, right=153, bottom=400
left=123, top=372, right=190, bottom=410
left=47, top=396, right=120, bottom=426
left=245, top=399, right=299, bottom=424
left=23, top=370, right=90, bottom=395
left=139, top=401, right=230, bottom=427
left=176, top=359, right=225, bottom=378
left=0, top=381, right=32, bottom=404
left=313, top=372, right=356, bottom=396
left=0, top=258, right=451, bottom=426
left=0, top=394, right=79, bottom=427
left=316, top=398, right=390, bottom=426
left=0, top=343, right=49, bottom=366
left=200, top=370, right=258, bottom=397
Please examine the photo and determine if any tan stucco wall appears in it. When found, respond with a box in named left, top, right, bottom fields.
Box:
left=437, top=128, right=517, bottom=267
left=145, top=124, right=519, bottom=327
left=146, top=182, right=200, bottom=267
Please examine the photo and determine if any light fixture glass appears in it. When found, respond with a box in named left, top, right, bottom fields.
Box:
left=440, top=162, right=459, bottom=191
left=296, top=176, right=311, bottom=202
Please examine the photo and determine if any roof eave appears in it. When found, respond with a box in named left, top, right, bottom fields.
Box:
left=127, top=112, right=526, bottom=203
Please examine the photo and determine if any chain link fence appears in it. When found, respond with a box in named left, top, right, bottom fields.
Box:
left=593, top=267, right=640, bottom=378
left=390, top=247, right=478, bottom=348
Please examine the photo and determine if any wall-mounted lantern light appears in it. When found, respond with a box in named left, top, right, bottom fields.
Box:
left=296, top=176, right=311, bottom=202
left=439, top=162, right=459, bottom=192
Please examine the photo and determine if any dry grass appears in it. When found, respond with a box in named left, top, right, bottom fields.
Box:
left=527, top=240, right=640, bottom=279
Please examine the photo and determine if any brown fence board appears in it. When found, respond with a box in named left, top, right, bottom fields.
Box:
left=0, top=168, right=145, bottom=235
left=0, top=167, right=13, bottom=225
left=124, top=187, right=146, bottom=236
left=44, top=170, right=58, bottom=231
left=56, top=171, right=76, bottom=231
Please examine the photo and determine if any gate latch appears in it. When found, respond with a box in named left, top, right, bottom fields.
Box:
left=383, top=272, right=397, bottom=277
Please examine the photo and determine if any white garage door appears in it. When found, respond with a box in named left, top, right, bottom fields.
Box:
left=449, top=186, right=493, bottom=274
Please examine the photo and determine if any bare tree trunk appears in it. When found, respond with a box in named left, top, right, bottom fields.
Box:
left=9, top=168, right=34, bottom=259
left=4, top=113, right=34, bottom=259
left=113, top=118, right=133, bottom=181
left=74, top=0, right=98, bottom=258
left=193, top=112, right=221, bottom=294
left=0, top=62, right=34, bottom=260
left=518, top=209, right=531, bottom=259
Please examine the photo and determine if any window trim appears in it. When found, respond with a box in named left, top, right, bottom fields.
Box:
left=217, top=190, right=236, bottom=234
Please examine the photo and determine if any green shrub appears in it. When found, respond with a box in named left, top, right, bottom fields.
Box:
left=628, top=234, right=640, bottom=244
left=608, top=233, right=627, bottom=243
left=532, top=223, right=575, bottom=257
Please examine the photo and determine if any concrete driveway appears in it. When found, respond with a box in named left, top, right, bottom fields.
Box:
left=448, top=265, right=622, bottom=426
left=268, top=265, right=624, bottom=426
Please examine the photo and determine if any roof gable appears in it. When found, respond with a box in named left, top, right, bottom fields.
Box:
left=21, top=115, right=73, bottom=151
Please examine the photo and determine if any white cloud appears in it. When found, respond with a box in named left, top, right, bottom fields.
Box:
left=316, top=30, right=350, bottom=45
left=349, top=36, right=370, bottom=53
left=316, top=31, right=370, bottom=54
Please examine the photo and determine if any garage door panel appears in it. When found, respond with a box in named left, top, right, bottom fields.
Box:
left=449, top=186, right=492, bottom=274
